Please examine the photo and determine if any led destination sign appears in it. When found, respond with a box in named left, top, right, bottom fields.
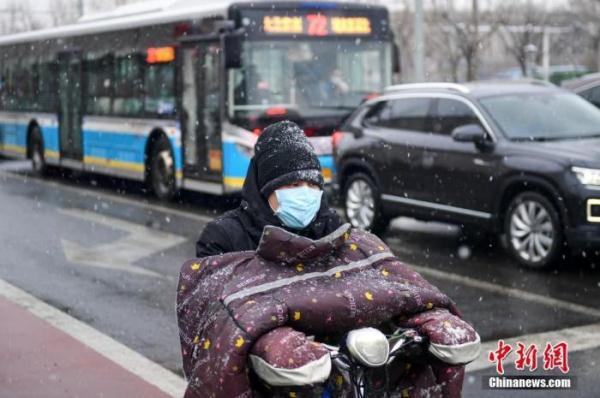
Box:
left=263, top=15, right=372, bottom=36
left=235, top=7, right=390, bottom=39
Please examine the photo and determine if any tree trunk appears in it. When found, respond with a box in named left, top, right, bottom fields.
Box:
left=596, top=35, right=600, bottom=72
left=467, top=0, right=480, bottom=81
left=451, top=59, right=460, bottom=83
left=466, top=53, right=477, bottom=81
left=518, top=53, right=527, bottom=77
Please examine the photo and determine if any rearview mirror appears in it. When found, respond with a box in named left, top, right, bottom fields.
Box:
left=451, top=124, right=487, bottom=144
left=224, top=32, right=243, bottom=69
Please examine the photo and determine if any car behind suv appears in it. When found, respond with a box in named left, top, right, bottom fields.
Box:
left=333, top=81, right=600, bottom=269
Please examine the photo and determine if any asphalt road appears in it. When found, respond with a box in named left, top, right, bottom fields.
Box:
left=1, top=157, right=599, bottom=397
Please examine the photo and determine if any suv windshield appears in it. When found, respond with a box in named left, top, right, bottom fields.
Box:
left=229, top=39, right=391, bottom=121
left=480, top=92, right=600, bottom=141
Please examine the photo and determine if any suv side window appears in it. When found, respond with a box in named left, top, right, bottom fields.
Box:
left=432, top=98, right=482, bottom=135
left=580, top=87, right=600, bottom=108
left=363, top=101, right=390, bottom=126
left=364, top=97, right=433, bottom=132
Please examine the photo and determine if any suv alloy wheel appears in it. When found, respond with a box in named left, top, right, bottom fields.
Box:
left=504, top=192, right=562, bottom=269
left=344, top=172, right=388, bottom=234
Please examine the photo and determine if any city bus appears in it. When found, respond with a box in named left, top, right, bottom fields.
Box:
left=0, top=0, right=396, bottom=199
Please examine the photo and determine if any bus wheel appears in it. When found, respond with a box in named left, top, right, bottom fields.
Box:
left=29, top=127, right=46, bottom=176
left=150, top=135, right=176, bottom=201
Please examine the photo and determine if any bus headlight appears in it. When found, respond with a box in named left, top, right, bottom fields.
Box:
left=572, top=167, right=600, bottom=186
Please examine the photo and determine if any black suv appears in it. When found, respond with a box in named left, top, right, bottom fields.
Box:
left=333, top=81, right=600, bottom=269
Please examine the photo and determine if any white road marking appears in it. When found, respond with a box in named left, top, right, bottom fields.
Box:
left=408, top=263, right=600, bottom=319
left=0, top=167, right=214, bottom=223
left=466, top=322, right=600, bottom=373
left=59, top=208, right=187, bottom=278
left=0, top=278, right=187, bottom=398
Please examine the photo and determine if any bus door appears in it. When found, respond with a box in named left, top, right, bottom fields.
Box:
left=179, top=39, right=223, bottom=182
left=57, top=51, right=83, bottom=161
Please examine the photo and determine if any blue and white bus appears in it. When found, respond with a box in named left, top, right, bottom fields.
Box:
left=0, top=0, right=395, bottom=199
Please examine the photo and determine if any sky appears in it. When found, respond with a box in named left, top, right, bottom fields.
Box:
left=0, top=0, right=570, bottom=12
left=0, top=0, right=570, bottom=31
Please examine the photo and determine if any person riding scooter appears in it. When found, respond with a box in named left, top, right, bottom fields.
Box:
left=181, top=121, right=480, bottom=397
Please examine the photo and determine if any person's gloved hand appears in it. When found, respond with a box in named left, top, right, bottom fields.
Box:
left=249, top=326, right=331, bottom=387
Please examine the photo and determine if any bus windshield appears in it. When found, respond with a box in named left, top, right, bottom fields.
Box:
left=229, top=39, right=391, bottom=122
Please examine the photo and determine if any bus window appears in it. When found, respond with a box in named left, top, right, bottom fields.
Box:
left=230, top=39, right=391, bottom=133
left=0, top=71, right=5, bottom=110
left=233, top=64, right=272, bottom=106
left=199, top=42, right=222, bottom=173
left=180, top=41, right=222, bottom=177
left=3, top=63, right=22, bottom=111
left=85, top=55, right=113, bottom=116
left=30, top=64, right=40, bottom=111
left=2, top=67, right=11, bottom=110
left=114, top=54, right=144, bottom=117
left=144, top=62, right=175, bottom=117
left=38, top=62, right=58, bottom=112
left=14, top=62, right=34, bottom=111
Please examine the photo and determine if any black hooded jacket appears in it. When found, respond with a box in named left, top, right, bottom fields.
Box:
left=195, top=159, right=343, bottom=257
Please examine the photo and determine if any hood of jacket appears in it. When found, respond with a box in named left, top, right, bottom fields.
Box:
left=238, top=158, right=342, bottom=245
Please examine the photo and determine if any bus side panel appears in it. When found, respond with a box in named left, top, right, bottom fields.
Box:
left=83, top=129, right=146, bottom=177
left=37, top=114, right=60, bottom=164
left=0, top=112, right=59, bottom=160
left=318, top=154, right=334, bottom=185
left=81, top=117, right=182, bottom=182
left=221, top=139, right=334, bottom=193
left=167, top=133, right=183, bottom=183
left=222, top=139, right=251, bottom=191
left=0, top=113, right=28, bottom=158
left=42, top=124, right=60, bottom=163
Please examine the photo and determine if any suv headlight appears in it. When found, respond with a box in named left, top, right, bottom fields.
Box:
left=572, top=167, right=600, bottom=186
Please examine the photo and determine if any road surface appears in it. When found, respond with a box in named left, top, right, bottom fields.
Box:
left=1, top=158, right=598, bottom=397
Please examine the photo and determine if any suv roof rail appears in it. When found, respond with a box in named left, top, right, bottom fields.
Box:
left=469, top=78, right=556, bottom=88
left=384, top=82, right=470, bottom=94
left=525, top=79, right=555, bottom=87
left=497, top=78, right=555, bottom=87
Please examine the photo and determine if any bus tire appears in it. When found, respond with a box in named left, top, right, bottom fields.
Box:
left=29, top=126, right=46, bottom=176
left=149, top=135, right=176, bottom=201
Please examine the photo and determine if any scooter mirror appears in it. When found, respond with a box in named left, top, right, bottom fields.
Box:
left=346, top=327, right=390, bottom=367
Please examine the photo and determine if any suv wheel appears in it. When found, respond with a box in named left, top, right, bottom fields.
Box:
left=504, top=192, right=562, bottom=269
left=344, top=173, right=388, bottom=233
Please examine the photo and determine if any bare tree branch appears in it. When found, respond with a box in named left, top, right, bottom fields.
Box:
left=428, top=0, right=501, bottom=81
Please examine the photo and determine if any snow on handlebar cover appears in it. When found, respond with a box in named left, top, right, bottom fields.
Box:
left=177, top=224, right=481, bottom=398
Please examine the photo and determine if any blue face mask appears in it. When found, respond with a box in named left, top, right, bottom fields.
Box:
left=274, top=186, right=323, bottom=230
